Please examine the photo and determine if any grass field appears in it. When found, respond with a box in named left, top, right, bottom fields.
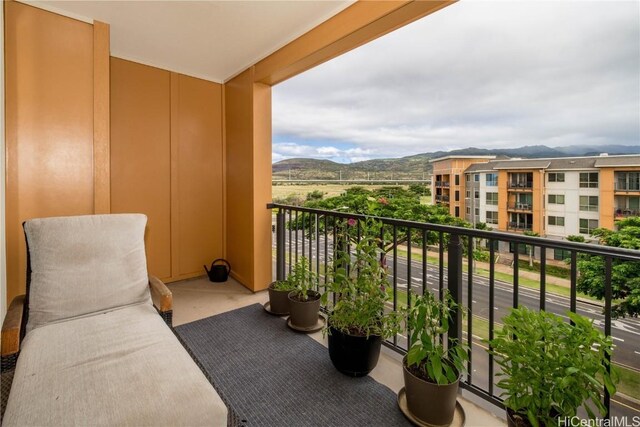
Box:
left=272, top=183, right=409, bottom=201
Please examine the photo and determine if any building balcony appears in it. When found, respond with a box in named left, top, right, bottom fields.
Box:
left=435, top=181, right=451, bottom=188
left=269, top=203, right=640, bottom=423
left=507, top=202, right=532, bottom=212
left=507, top=221, right=533, bottom=231
left=614, top=208, right=640, bottom=219
left=507, top=181, right=533, bottom=191
left=615, top=183, right=640, bottom=192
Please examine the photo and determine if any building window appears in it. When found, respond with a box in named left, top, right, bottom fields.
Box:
left=474, top=174, right=480, bottom=182
left=486, top=240, right=499, bottom=250
left=486, top=173, right=498, bottom=186
left=466, top=190, right=470, bottom=198
left=486, top=192, right=498, bottom=205
left=579, top=195, right=599, bottom=212
left=579, top=172, right=599, bottom=188
left=486, top=211, right=498, bottom=224
left=475, top=191, right=480, bottom=199
left=475, top=208, right=480, bottom=216
left=548, top=172, right=565, bottom=183
left=466, top=207, right=471, bottom=215
left=548, top=194, right=565, bottom=204
left=548, top=216, right=565, bottom=226
left=579, top=218, right=599, bottom=234
left=455, top=175, right=460, bottom=186
left=455, top=207, right=460, bottom=217
left=466, top=174, right=470, bottom=182
left=455, top=191, right=460, bottom=202
left=554, top=249, right=571, bottom=261
left=616, top=172, right=640, bottom=191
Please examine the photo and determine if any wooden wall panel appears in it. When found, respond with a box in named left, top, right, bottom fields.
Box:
left=110, top=58, right=172, bottom=280
left=224, top=69, right=255, bottom=287
left=173, top=73, right=223, bottom=277
left=5, top=2, right=94, bottom=302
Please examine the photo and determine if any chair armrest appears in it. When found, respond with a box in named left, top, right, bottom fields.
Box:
left=149, top=276, right=173, bottom=327
left=149, top=276, right=172, bottom=312
left=2, top=295, right=25, bottom=358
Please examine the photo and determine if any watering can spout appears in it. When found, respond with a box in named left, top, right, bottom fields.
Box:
left=203, top=264, right=210, bottom=274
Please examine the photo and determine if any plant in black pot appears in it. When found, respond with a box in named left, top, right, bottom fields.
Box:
left=267, top=277, right=296, bottom=316
left=487, top=307, right=617, bottom=427
left=287, top=257, right=321, bottom=331
left=323, top=218, right=403, bottom=377
left=402, top=290, right=468, bottom=426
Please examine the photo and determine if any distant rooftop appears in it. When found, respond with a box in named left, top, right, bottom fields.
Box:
left=428, top=155, right=496, bottom=163
left=460, top=154, right=640, bottom=173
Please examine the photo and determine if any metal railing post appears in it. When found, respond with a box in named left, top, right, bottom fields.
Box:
left=276, top=209, right=285, bottom=281
left=447, top=232, right=463, bottom=348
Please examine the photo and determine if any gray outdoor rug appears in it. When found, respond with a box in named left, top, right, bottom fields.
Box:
left=175, top=303, right=412, bottom=427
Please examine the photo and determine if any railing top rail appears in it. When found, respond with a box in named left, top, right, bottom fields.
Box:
left=267, top=203, right=640, bottom=261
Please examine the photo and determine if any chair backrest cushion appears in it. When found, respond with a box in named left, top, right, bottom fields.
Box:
left=24, top=214, right=151, bottom=332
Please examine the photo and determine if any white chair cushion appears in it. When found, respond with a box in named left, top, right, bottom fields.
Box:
left=3, top=304, right=227, bottom=426
left=23, top=214, right=151, bottom=333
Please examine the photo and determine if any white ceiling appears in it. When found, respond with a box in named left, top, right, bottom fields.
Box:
left=23, top=1, right=354, bottom=83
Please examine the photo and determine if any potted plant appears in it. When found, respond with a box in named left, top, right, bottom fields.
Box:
left=267, top=277, right=295, bottom=316
left=323, top=218, right=403, bottom=377
left=402, top=290, right=468, bottom=426
left=487, top=307, right=617, bottom=427
left=287, top=257, right=321, bottom=330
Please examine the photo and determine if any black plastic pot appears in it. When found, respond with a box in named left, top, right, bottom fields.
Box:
left=328, top=326, right=382, bottom=377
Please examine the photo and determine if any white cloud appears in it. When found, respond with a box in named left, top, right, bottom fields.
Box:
left=272, top=0, right=640, bottom=162
left=273, top=142, right=374, bottom=163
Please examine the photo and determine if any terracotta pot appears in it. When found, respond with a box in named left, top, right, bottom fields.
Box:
left=288, top=290, right=321, bottom=328
left=402, top=358, right=459, bottom=426
left=328, top=326, right=382, bottom=377
left=268, top=282, right=291, bottom=315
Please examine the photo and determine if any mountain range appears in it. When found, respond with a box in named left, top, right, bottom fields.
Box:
left=272, top=144, right=640, bottom=181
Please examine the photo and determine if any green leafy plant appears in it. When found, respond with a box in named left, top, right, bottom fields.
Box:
left=405, top=290, right=468, bottom=385
left=287, top=257, right=318, bottom=301
left=322, top=218, right=403, bottom=338
left=487, top=307, right=617, bottom=427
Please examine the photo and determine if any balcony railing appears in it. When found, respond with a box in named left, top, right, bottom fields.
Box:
left=268, top=203, right=640, bottom=419
left=507, top=202, right=532, bottom=211
left=507, top=181, right=533, bottom=190
left=435, top=181, right=451, bottom=188
left=614, top=208, right=640, bottom=218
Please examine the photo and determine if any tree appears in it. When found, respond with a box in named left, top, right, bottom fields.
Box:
left=576, top=217, right=640, bottom=318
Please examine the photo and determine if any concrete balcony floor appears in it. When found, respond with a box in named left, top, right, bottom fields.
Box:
left=168, top=276, right=507, bottom=427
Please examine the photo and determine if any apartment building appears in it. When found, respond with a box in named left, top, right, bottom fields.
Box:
left=430, top=156, right=496, bottom=218
left=431, top=154, right=640, bottom=258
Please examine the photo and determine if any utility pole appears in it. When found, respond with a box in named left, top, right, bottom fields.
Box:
left=339, top=170, right=342, bottom=181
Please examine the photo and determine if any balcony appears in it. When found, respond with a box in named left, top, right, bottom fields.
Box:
left=507, top=221, right=533, bottom=231
left=615, top=182, right=640, bottom=192
left=507, top=181, right=533, bottom=191
left=435, top=181, right=451, bottom=188
left=270, top=203, right=640, bottom=422
left=507, top=202, right=532, bottom=212
left=614, top=208, right=640, bottom=219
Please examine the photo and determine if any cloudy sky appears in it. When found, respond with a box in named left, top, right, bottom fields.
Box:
left=272, top=0, right=640, bottom=164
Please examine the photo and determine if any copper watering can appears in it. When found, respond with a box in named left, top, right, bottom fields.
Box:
left=204, top=259, right=231, bottom=282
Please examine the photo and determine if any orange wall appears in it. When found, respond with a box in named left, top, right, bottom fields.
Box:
left=225, top=69, right=262, bottom=289
left=172, top=73, right=224, bottom=278
left=4, top=2, right=101, bottom=302
left=111, top=58, right=224, bottom=282
left=110, top=59, right=172, bottom=279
